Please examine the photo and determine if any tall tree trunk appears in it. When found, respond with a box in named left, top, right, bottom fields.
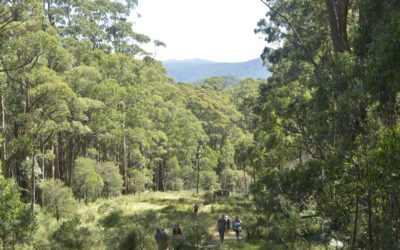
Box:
left=31, top=154, right=36, bottom=211
left=356, top=0, right=384, bottom=57
left=83, top=135, right=87, bottom=157
left=253, top=163, right=257, bottom=186
left=41, top=143, right=45, bottom=207
left=351, top=163, right=361, bottom=249
left=325, top=0, right=350, bottom=52
left=1, top=95, right=6, bottom=160
left=56, top=206, right=60, bottom=221
left=367, top=190, right=373, bottom=249
left=122, top=124, right=128, bottom=193
left=364, top=138, right=373, bottom=250
left=51, top=141, right=59, bottom=179
left=67, top=136, right=75, bottom=186
left=57, top=132, right=64, bottom=180
left=196, top=144, right=201, bottom=195
left=158, top=162, right=165, bottom=191
left=298, top=148, right=303, bottom=165
left=352, top=191, right=360, bottom=249
left=51, top=141, right=56, bottom=179
left=41, top=144, right=45, bottom=180
left=243, top=165, right=248, bottom=195
left=153, top=166, right=158, bottom=191
left=1, top=95, right=7, bottom=175
left=196, top=156, right=200, bottom=195
left=46, top=0, right=54, bottom=25
left=102, top=144, right=106, bottom=162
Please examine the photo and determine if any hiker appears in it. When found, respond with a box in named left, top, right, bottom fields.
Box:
left=193, top=203, right=199, bottom=215
left=232, top=216, right=242, bottom=240
left=224, top=215, right=231, bottom=235
left=217, top=214, right=227, bottom=243
left=171, top=224, right=185, bottom=249
left=154, top=228, right=169, bottom=250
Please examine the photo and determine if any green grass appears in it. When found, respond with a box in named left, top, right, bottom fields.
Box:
left=29, top=191, right=327, bottom=249
left=30, top=191, right=261, bottom=249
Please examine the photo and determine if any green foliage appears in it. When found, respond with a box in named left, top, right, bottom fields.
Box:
left=374, top=128, right=400, bottom=191
left=253, top=169, right=310, bottom=247
left=73, top=157, right=103, bottom=202
left=232, top=78, right=262, bottom=131
left=200, top=77, right=224, bottom=92
left=252, top=0, right=400, bottom=248
left=52, top=218, right=93, bottom=249
left=165, top=156, right=182, bottom=191
left=129, top=168, right=153, bottom=196
left=372, top=128, right=400, bottom=249
left=99, top=209, right=124, bottom=228
left=102, top=209, right=158, bottom=250
left=1, top=0, right=250, bottom=201
left=97, top=162, right=123, bottom=197
left=200, top=171, right=219, bottom=191
left=0, top=175, right=36, bottom=248
left=185, top=223, right=213, bottom=249
left=39, top=179, right=76, bottom=220
left=20, top=157, right=41, bottom=183
left=119, top=228, right=141, bottom=250
left=0, top=0, right=262, bottom=247
left=13, top=0, right=400, bottom=249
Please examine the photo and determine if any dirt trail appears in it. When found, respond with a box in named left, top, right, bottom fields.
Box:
left=211, top=229, right=244, bottom=249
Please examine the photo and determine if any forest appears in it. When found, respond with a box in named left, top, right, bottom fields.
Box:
left=1, top=0, right=399, bottom=249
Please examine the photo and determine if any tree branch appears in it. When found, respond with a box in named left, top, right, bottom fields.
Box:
left=259, top=0, right=320, bottom=69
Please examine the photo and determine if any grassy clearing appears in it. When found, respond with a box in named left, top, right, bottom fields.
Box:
left=29, top=191, right=259, bottom=249
left=28, top=191, right=330, bottom=249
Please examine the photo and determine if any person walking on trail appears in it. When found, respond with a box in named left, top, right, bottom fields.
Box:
left=154, top=228, right=169, bottom=250
left=224, top=215, right=231, bottom=235
left=232, top=216, right=242, bottom=241
left=193, top=203, right=199, bottom=215
left=171, top=224, right=185, bottom=250
left=217, top=214, right=228, bottom=243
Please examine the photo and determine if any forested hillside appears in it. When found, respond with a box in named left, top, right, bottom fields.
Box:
left=1, top=0, right=400, bottom=249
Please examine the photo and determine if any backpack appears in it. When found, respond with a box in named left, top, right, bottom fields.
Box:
left=155, top=229, right=169, bottom=243
left=218, top=218, right=227, bottom=230
left=233, top=220, right=241, bottom=232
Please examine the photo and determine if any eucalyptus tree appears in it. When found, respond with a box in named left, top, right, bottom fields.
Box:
left=72, top=157, right=103, bottom=203
left=39, top=179, right=76, bottom=220
left=40, top=0, right=149, bottom=54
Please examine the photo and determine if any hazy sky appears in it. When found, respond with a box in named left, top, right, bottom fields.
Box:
left=132, top=0, right=267, bottom=62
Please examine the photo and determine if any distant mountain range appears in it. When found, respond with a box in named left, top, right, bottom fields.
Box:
left=162, top=58, right=270, bottom=83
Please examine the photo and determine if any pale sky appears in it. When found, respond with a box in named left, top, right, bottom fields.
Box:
left=131, top=0, right=267, bottom=62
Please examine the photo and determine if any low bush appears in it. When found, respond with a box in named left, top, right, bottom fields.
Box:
left=52, top=218, right=93, bottom=249
left=99, top=209, right=123, bottom=228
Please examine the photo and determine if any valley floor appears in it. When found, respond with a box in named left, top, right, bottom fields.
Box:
left=29, top=191, right=260, bottom=250
left=26, top=191, right=331, bottom=249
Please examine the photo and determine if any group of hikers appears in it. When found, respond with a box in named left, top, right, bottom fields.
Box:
left=217, top=214, right=242, bottom=243
left=154, top=224, right=185, bottom=250
left=154, top=203, right=242, bottom=249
